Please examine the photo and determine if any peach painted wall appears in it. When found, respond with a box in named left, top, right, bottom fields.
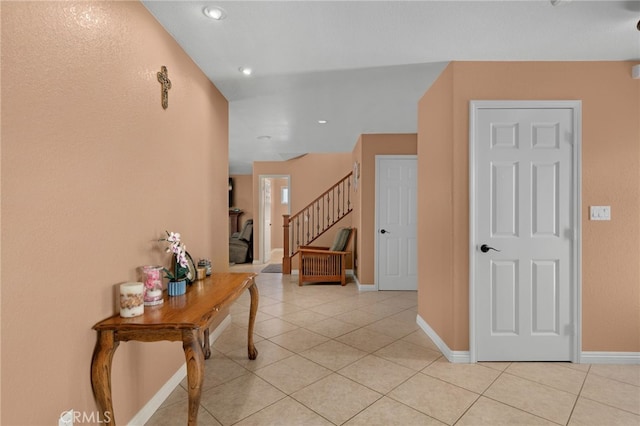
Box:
left=252, top=154, right=352, bottom=266
left=355, top=134, right=417, bottom=285
left=2, top=2, right=230, bottom=424
left=230, top=174, right=254, bottom=227
left=351, top=139, right=363, bottom=280
left=417, top=66, right=456, bottom=346
left=418, top=61, right=640, bottom=352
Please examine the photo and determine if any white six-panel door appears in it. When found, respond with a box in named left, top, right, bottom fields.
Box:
left=470, top=101, right=581, bottom=362
left=376, top=156, right=418, bottom=291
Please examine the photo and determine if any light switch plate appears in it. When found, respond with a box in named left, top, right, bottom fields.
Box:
left=590, top=206, right=611, bottom=221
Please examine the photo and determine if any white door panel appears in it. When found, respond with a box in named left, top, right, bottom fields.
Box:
left=377, top=156, right=417, bottom=291
left=472, top=102, right=580, bottom=361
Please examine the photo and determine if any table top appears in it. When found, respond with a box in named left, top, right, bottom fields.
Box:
left=93, top=272, right=257, bottom=332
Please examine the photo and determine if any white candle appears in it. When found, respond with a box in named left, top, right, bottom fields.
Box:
left=120, top=282, right=144, bottom=318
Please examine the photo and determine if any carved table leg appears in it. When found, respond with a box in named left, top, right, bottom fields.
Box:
left=203, top=328, right=211, bottom=360
left=91, top=330, right=119, bottom=426
left=183, top=329, right=205, bottom=426
left=247, top=279, right=259, bottom=360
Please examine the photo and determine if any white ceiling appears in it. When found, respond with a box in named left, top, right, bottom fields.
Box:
left=142, top=1, right=640, bottom=174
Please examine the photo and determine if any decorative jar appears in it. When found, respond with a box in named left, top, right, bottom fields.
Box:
left=198, top=258, right=212, bottom=276
left=142, top=265, right=164, bottom=306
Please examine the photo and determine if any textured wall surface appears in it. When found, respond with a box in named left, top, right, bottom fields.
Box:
left=2, top=2, right=229, bottom=423
left=354, top=134, right=418, bottom=285
left=418, top=61, right=640, bottom=352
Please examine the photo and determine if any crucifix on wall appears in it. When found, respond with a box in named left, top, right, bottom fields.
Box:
left=157, top=65, right=171, bottom=109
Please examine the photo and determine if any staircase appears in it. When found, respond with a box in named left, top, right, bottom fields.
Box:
left=282, top=172, right=353, bottom=273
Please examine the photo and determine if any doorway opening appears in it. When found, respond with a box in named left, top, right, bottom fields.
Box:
left=258, top=175, right=291, bottom=265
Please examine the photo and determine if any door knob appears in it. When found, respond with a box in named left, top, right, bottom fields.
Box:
left=480, top=244, right=500, bottom=253
left=380, top=229, right=390, bottom=234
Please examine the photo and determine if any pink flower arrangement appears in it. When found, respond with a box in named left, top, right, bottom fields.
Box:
left=160, top=231, right=189, bottom=281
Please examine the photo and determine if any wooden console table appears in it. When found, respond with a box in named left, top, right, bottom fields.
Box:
left=91, top=272, right=259, bottom=426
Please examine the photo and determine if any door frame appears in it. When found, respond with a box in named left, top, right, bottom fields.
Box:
left=468, top=100, right=582, bottom=363
left=258, top=174, right=290, bottom=265
left=375, top=154, right=418, bottom=290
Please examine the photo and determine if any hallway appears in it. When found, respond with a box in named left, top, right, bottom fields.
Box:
left=147, top=269, right=640, bottom=425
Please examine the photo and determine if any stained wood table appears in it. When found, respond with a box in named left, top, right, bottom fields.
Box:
left=91, top=272, right=259, bottom=426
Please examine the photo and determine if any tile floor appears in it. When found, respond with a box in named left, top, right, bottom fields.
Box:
left=147, top=264, right=640, bottom=426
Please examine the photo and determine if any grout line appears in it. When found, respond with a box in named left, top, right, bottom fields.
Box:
left=587, top=367, right=640, bottom=387
left=150, top=275, right=639, bottom=426
left=565, top=363, right=592, bottom=424
left=476, top=367, right=566, bottom=425
left=576, top=394, right=640, bottom=417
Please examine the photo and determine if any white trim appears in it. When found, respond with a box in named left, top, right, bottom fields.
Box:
left=417, top=314, right=470, bottom=363
left=355, top=278, right=377, bottom=292
left=373, top=156, right=381, bottom=289
left=580, top=352, right=640, bottom=364
left=574, top=102, right=583, bottom=364
left=469, top=100, right=582, bottom=363
left=128, top=315, right=232, bottom=426
left=469, top=100, right=477, bottom=362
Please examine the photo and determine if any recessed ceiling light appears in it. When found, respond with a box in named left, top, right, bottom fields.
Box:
left=318, top=120, right=328, bottom=124
left=239, top=67, right=252, bottom=76
left=203, top=6, right=226, bottom=20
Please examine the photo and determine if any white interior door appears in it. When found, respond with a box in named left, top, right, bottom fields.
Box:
left=262, top=178, right=272, bottom=264
left=471, top=101, right=580, bottom=362
left=376, top=156, right=418, bottom=291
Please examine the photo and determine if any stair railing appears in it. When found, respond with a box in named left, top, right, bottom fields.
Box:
left=282, top=172, right=353, bottom=273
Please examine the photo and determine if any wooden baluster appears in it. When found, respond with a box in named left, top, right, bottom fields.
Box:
left=304, top=207, right=311, bottom=245
left=337, top=183, right=342, bottom=218
left=316, top=201, right=320, bottom=238
left=347, top=177, right=351, bottom=211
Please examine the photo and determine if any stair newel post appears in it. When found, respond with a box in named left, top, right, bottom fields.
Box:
left=283, top=214, right=291, bottom=274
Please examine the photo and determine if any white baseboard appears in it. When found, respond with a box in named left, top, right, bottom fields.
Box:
left=355, top=276, right=377, bottom=292
left=580, top=351, right=640, bottom=364
left=415, top=315, right=640, bottom=365
left=416, top=314, right=470, bottom=363
left=128, top=315, right=232, bottom=426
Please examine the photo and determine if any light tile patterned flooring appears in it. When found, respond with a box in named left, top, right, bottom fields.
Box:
left=147, top=265, right=640, bottom=426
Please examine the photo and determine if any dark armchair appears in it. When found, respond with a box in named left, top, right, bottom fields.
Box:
left=229, top=219, right=253, bottom=264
